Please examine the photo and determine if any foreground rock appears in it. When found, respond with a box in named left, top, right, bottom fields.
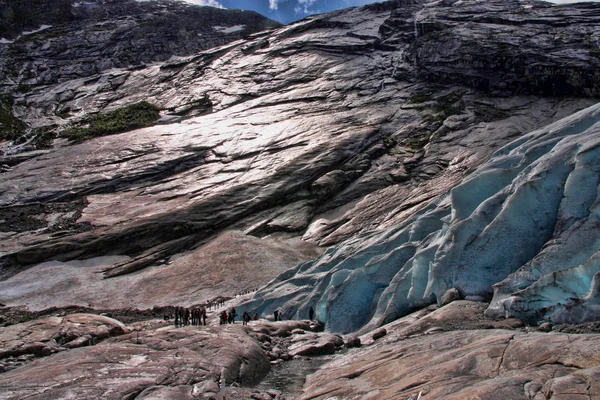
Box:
left=300, top=302, right=600, bottom=399
left=303, top=329, right=600, bottom=400
left=0, top=313, right=128, bottom=372
left=0, top=323, right=270, bottom=399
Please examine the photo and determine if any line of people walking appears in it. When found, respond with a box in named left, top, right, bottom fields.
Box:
left=174, top=306, right=207, bottom=326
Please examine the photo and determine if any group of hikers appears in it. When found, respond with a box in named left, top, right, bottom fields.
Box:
left=171, top=301, right=315, bottom=327
left=174, top=306, right=207, bottom=326
left=217, top=308, right=259, bottom=325
left=172, top=305, right=259, bottom=326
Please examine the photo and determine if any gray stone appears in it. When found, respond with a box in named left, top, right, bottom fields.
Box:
left=63, top=335, right=93, bottom=349
left=440, top=288, right=461, bottom=306
left=538, top=322, right=553, bottom=333
left=345, top=335, right=361, bottom=348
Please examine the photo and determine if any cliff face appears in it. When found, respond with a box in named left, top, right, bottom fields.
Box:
left=382, top=0, right=600, bottom=97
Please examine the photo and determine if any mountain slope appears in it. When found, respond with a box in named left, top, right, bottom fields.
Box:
left=0, top=0, right=280, bottom=99
left=0, top=0, right=599, bottom=324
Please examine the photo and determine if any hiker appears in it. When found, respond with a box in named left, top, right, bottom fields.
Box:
left=220, top=310, right=227, bottom=325
left=273, top=309, right=279, bottom=322
left=253, top=313, right=259, bottom=321
left=201, top=306, right=207, bottom=326
left=308, top=306, right=314, bottom=321
left=174, top=307, right=180, bottom=326
left=242, top=311, right=250, bottom=325
left=185, top=308, right=190, bottom=326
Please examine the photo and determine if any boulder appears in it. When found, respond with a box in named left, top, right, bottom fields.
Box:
left=538, top=322, right=553, bottom=333
left=372, top=329, right=387, bottom=341
left=440, top=288, right=461, bottom=307
left=345, top=335, right=361, bottom=348
left=63, top=334, right=93, bottom=349
left=288, top=333, right=344, bottom=357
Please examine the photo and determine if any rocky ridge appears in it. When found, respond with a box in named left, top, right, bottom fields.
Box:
left=0, top=0, right=280, bottom=93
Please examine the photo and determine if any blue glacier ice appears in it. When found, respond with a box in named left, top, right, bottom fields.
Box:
left=242, top=102, right=600, bottom=333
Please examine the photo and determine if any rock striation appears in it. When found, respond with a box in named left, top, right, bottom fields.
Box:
left=301, top=301, right=600, bottom=400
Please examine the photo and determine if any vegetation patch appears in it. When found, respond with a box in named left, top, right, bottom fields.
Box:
left=409, top=93, right=433, bottom=104
left=63, top=101, right=160, bottom=143
left=32, top=128, right=57, bottom=149
left=405, top=135, right=430, bottom=150
left=0, top=96, right=27, bottom=141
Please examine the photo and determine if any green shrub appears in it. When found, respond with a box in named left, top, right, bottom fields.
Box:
left=64, top=101, right=160, bottom=143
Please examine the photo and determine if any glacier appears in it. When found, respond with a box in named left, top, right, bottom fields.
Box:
left=242, top=102, right=600, bottom=333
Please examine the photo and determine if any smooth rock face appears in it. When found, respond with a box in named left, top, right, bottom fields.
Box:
left=302, top=329, right=600, bottom=400
left=0, top=313, right=128, bottom=372
left=0, top=231, right=321, bottom=310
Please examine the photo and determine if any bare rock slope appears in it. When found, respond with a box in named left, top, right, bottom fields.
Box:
left=1, top=0, right=600, bottom=316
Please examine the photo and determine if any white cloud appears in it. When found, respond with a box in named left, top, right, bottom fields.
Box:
left=295, top=0, right=318, bottom=14
left=270, top=0, right=280, bottom=10
left=182, top=0, right=224, bottom=8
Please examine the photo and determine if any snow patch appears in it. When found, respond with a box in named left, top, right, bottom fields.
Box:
left=21, top=25, right=53, bottom=36
left=213, top=25, right=246, bottom=34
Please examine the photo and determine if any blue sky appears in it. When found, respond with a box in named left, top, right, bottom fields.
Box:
left=184, top=0, right=390, bottom=23
left=183, top=0, right=600, bottom=24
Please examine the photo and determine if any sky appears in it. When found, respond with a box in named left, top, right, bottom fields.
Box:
left=183, top=0, right=600, bottom=24
left=183, top=0, right=400, bottom=23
